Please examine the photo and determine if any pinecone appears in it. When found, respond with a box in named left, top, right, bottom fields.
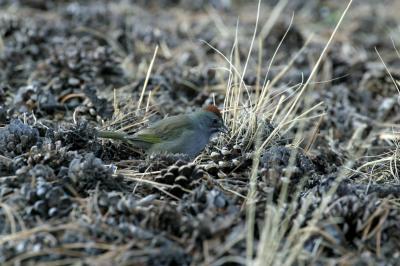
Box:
left=0, top=119, right=40, bottom=157
left=259, top=145, right=315, bottom=196
left=154, top=161, right=205, bottom=197
left=67, top=153, right=123, bottom=194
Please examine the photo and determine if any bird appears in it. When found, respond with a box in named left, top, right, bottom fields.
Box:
left=97, top=105, right=228, bottom=158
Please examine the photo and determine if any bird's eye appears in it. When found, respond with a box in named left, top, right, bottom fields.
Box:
left=213, top=119, right=218, bottom=124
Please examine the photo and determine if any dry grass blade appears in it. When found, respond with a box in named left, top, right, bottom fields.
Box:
left=0, top=223, right=82, bottom=246
left=137, top=45, right=159, bottom=112
left=245, top=128, right=262, bottom=265
left=375, top=47, right=400, bottom=94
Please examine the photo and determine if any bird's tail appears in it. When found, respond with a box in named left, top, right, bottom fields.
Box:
left=97, top=130, right=129, bottom=141
left=97, top=130, right=140, bottom=146
left=97, top=130, right=149, bottom=149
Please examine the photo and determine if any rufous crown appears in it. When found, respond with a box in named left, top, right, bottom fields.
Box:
left=204, top=105, right=222, bottom=118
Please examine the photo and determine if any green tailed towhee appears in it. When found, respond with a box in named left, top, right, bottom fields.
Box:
left=98, top=105, right=228, bottom=158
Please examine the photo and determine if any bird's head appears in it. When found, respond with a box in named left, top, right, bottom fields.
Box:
left=197, top=105, right=228, bottom=135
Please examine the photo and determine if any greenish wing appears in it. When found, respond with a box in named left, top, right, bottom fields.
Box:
left=150, top=115, right=194, bottom=142
left=132, top=133, right=162, bottom=144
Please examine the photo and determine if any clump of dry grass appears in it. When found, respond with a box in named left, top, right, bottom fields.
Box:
left=203, top=0, right=355, bottom=265
left=354, top=41, right=400, bottom=185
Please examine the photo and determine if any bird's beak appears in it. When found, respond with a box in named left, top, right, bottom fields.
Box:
left=220, top=124, right=229, bottom=134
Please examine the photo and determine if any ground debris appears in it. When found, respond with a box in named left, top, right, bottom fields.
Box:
left=1, top=1, right=400, bottom=265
